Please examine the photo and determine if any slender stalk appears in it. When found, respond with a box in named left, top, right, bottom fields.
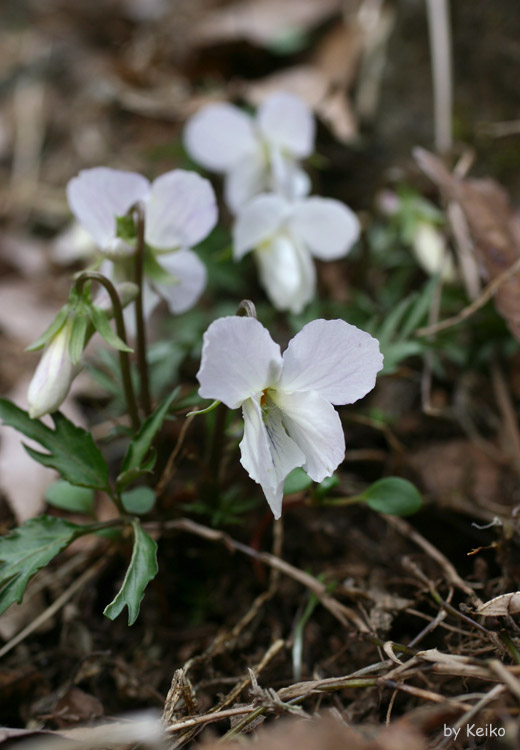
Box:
left=236, top=299, right=257, bottom=318
left=74, top=272, right=140, bottom=432
left=426, top=0, right=453, bottom=152
left=133, top=203, right=151, bottom=416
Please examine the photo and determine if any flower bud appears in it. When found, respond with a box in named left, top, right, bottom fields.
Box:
left=27, top=319, right=77, bottom=419
left=412, top=221, right=456, bottom=282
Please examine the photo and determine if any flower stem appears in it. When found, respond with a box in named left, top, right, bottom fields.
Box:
left=236, top=299, right=257, bottom=318
left=74, top=272, right=140, bottom=432
left=133, top=203, right=152, bottom=416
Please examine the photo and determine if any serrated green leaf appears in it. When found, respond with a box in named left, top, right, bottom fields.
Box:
left=121, top=487, right=156, bottom=514
left=44, top=480, right=94, bottom=514
left=283, top=468, right=312, bottom=495
left=103, top=519, right=158, bottom=624
left=26, top=308, right=69, bottom=352
left=89, top=305, right=133, bottom=353
left=121, top=391, right=177, bottom=475
left=362, top=477, right=422, bottom=516
left=0, top=516, right=90, bottom=614
left=0, top=400, right=110, bottom=491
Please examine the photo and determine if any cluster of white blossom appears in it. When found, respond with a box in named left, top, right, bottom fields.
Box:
left=27, top=92, right=384, bottom=516
left=183, top=93, right=360, bottom=314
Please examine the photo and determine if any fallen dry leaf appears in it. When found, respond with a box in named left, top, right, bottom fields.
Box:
left=202, top=715, right=425, bottom=750
left=414, top=148, right=520, bottom=340
left=191, top=0, right=342, bottom=48
left=475, top=592, right=520, bottom=617
left=244, top=20, right=363, bottom=142
left=408, top=439, right=505, bottom=517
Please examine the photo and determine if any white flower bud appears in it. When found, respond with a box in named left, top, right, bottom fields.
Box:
left=27, top=320, right=77, bottom=419
left=412, top=221, right=457, bottom=282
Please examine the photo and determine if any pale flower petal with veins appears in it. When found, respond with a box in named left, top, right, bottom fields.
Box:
left=197, top=316, right=383, bottom=518
left=183, top=92, right=315, bottom=213
left=233, top=193, right=360, bottom=314
left=66, top=166, right=217, bottom=319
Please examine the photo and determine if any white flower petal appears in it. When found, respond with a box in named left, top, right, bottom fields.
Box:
left=257, top=92, right=315, bottom=158
left=67, top=168, right=149, bottom=252
left=255, top=235, right=315, bottom=314
left=289, top=197, right=360, bottom=261
left=269, top=148, right=311, bottom=200
left=197, top=317, right=283, bottom=409
left=233, top=194, right=289, bottom=259
left=183, top=103, right=258, bottom=172
left=240, top=396, right=305, bottom=518
left=145, top=170, right=217, bottom=251
left=152, top=249, right=207, bottom=314
left=272, top=389, right=345, bottom=483
left=279, top=319, right=383, bottom=405
left=224, top=150, right=267, bottom=214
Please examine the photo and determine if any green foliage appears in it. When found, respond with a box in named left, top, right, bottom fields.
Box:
left=116, top=214, right=137, bottom=243
left=116, top=390, right=177, bottom=491
left=121, top=487, right=156, bottom=514
left=284, top=468, right=312, bottom=495
left=45, top=480, right=95, bottom=514
left=26, top=307, right=69, bottom=352
left=89, top=305, right=133, bottom=353
left=362, top=477, right=422, bottom=516
left=187, top=488, right=260, bottom=527
left=103, top=519, right=158, bottom=625
left=373, top=276, right=438, bottom=374
left=0, top=516, right=91, bottom=614
left=0, top=400, right=110, bottom=491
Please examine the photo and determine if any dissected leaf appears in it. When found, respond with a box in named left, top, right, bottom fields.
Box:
left=415, top=147, right=520, bottom=340
left=103, top=519, right=158, bottom=625
left=0, top=516, right=89, bottom=614
left=362, top=477, right=422, bottom=516
left=0, top=400, right=109, bottom=491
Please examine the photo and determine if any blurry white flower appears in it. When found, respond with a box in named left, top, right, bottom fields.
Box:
left=233, top=194, right=360, bottom=313
left=28, top=319, right=77, bottom=419
left=412, top=222, right=456, bottom=282
left=67, top=167, right=217, bottom=317
left=197, top=316, right=383, bottom=517
left=183, top=92, right=315, bottom=213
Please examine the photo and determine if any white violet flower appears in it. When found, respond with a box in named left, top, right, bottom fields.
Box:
left=233, top=193, right=360, bottom=314
left=67, top=167, right=218, bottom=318
left=197, top=316, right=383, bottom=518
left=183, top=92, right=315, bottom=213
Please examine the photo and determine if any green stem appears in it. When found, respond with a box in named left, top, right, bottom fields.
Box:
left=133, top=203, right=152, bottom=416
left=74, top=272, right=140, bottom=432
left=319, top=494, right=364, bottom=507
